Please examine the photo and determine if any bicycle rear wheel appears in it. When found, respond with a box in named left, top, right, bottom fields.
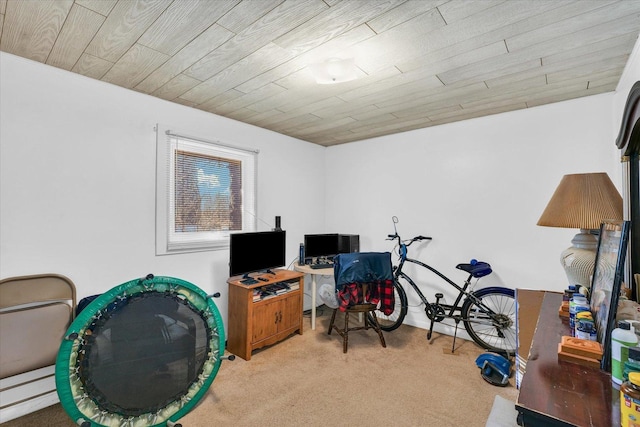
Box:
left=461, top=287, right=516, bottom=354
left=367, top=279, right=407, bottom=331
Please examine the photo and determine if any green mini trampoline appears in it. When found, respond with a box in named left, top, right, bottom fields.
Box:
left=55, top=274, right=227, bottom=427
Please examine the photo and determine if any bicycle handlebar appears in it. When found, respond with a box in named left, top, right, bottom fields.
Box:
left=387, top=234, right=432, bottom=245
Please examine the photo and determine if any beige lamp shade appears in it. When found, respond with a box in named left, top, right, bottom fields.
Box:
left=537, top=172, right=623, bottom=289
left=537, top=172, right=623, bottom=230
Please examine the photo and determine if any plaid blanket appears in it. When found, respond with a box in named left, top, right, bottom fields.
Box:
left=337, top=279, right=395, bottom=315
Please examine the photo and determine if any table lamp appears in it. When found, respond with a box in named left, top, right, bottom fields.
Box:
left=537, top=172, right=623, bottom=289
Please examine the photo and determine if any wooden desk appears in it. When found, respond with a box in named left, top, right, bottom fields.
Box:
left=516, top=291, right=619, bottom=426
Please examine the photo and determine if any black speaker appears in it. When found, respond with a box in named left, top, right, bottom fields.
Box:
left=338, top=234, right=360, bottom=253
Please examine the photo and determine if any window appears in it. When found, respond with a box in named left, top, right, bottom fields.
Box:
left=156, top=125, right=257, bottom=254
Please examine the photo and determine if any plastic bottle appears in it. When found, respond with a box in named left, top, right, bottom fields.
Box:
left=629, top=320, right=640, bottom=343
left=621, top=372, right=640, bottom=426
left=569, top=295, right=589, bottom=335
left=576, top=320, right=597, bottom=341
left=563, top=285, right=576, bottom=301
left=574, top=312, right=594, bottom=337
left=613, top=321, right=639, bottom=385
left=623, top=347, right=640, bottom=382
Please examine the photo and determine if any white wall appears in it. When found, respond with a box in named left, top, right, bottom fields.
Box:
left=324, top=31, right=640, bottom=332
left=0, top=52, right=326, bottom=328
left=2, top=36, right=638, bottom=336
left=324, top=88, right=621, bottom=332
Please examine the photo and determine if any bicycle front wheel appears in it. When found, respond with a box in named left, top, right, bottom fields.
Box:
left=461, top=287, right=516, bottom=354
left=367, top=279, right=407, bottom=331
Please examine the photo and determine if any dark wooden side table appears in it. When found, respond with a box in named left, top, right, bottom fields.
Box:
left=515, top=291, right=619, bottom=426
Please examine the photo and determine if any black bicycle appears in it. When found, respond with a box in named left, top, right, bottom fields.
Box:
left=368, top=217, right=516, bottom=354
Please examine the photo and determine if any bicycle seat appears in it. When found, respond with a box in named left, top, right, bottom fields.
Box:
left=456, top=261, right=492, bottom=278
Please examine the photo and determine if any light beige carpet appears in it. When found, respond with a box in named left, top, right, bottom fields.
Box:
left=4, top=307, right=518, bottom=426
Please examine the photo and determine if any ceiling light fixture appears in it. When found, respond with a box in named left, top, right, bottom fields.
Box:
left=310, top=58, right=358, bottom=84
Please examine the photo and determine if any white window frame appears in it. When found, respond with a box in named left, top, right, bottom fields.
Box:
left=155, top=125, right=258, bottom=255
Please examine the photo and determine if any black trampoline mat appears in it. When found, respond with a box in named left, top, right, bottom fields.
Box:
left=78, top=292, right=209, bottom=416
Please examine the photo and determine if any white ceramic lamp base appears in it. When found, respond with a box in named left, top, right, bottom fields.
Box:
left=561, top=246, right=596, bottom=289
left=560, top=230, right=598, bottom=290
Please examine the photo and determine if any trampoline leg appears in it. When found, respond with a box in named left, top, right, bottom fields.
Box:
left=76, top=419, right=91, bottom=427
left=167, top=420, right=183, bottom=427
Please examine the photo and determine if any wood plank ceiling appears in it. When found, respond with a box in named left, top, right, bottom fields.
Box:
left=2, top=0, right=640, bottom=146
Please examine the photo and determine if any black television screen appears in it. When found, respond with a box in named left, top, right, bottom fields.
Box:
left=229, top=230, right=286, bottom=277
left=304, top=233, right=339, bottom=258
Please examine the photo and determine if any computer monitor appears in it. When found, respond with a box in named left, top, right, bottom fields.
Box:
left=303, top=234, right=339, bottom=260
left=229, top=230, right=286, bottom=277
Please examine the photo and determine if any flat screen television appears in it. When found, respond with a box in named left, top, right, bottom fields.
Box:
left=229, top=230, right=286, bottom=277
left=304, top=233, right=339, bottom=259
